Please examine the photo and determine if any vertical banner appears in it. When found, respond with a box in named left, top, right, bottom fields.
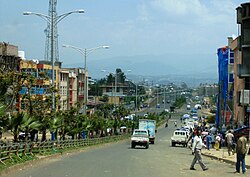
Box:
left=216, top=47, right=229, bottom=126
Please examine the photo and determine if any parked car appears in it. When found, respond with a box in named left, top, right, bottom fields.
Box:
left=233, top=126, right=249, bottom=141
left=131, top=129, right=149, bottom=149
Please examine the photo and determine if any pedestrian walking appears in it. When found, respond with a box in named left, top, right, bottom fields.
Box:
left=225, top=130, right=234, bottom=156
left=235, top=135, right=247, bottom=174
left=214, top=133, right=221, bottom=151
left=174, top=121, right=177, bottom=127
left=187, top=128, right=194, bottom=150
left=190, top=129, right=208, bottom=171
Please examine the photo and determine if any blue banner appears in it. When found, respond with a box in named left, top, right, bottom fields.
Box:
left=216, top=47, right=229, bottom=126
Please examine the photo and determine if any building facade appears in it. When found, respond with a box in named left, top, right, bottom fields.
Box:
left=231, top=37, right=246, bottom=127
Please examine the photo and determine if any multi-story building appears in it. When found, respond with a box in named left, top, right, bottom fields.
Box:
left=198, top=84, right=218, bottom=97
left=59, top=69, right=69, bottom=111
left=0, top=42, right=20, bottom=71
left=231, top=37, right=245, bottom=127
left=68, top=70, right=78, bottom=108
left=18, top=59, right=60, bottom=111
left=100, top=81, right=135, bottom=104
left=0, top=43, right=20, bottom=110
left=233, top=3, right=250, bottom=128
left=1, top=43, right=89, bottom=113
left=19, top=59, right=39, bottom=111
left=66, top=68, right=87, bottom=110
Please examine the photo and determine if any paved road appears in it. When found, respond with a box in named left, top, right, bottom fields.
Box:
left=2, top=118, right=241, bottom=177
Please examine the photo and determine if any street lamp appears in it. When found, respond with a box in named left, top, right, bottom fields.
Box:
left=63, top=44, right=109, bottom=114
left=23, top=9, right=84, bottom=111
left=135, top=83, right=138, bottom=116
left=164, top=87, right=166, bottom=109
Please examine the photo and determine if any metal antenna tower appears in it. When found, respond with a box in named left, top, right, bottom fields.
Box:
left=44, top=0, right=59, bottom=62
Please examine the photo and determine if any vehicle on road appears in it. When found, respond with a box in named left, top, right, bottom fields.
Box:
left=194, top=104, right=202, bottom=109
left=131, top=129, right=149, bottom=149
left=191, top=108, right=197, bottom=113
left=171, top=130, right=189, bottom=147
left=139, top=119, right=156, bottom=144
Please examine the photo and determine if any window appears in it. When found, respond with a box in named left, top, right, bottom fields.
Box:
left=229, top=73, right=234, bottom=83
left=229, top=50, right=234, bottom=64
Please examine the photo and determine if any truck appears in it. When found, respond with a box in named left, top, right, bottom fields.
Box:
left=131, top=129, right=149, bottom=149
left=139, top=119, right=156, bottom=144
left=171, top=130, right=189, bottom=147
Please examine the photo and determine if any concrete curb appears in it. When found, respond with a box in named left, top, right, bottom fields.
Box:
left=202, top=153, right=250, bottom=168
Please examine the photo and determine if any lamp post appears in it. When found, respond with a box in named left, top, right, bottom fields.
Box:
left=135, top=83, right=138, bottom=116
left=23, top=9, right=84, bottom=111
left=63, top=45, right=109, bottom=114
left=164, top=87, right=166, bottom=109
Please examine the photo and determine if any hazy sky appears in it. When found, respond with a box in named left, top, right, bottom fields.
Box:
left=0, top=0, right=246, bottom=78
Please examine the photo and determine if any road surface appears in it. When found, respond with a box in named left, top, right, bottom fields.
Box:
left=2, top=117, right=238, bottom=177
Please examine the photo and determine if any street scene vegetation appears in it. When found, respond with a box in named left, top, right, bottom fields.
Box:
left=0, top=67, right=175, bottom=170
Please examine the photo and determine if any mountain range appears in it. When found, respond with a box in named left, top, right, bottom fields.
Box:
left=63, top=54, right=218, bottom=87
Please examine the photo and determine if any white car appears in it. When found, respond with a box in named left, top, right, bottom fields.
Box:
left=194, top=104, right=202, bottom=109
left=171, top=130, right=188, bottom=147
left=131, top=129, right=149, bottom=149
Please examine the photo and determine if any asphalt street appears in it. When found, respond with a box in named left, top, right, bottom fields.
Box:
left=1, top=116, right=243, bottom=177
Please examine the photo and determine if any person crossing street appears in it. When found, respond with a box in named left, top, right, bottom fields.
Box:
left=190, top=129, right=208, bottom=171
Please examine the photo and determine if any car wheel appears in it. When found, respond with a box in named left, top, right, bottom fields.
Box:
left=171, top=142, right=175, bottom=147
left=145, top=144, right=149, bottom=149
left=131, top=143, right=135, bottom=148
left=151, top=141, right=155, bottom=144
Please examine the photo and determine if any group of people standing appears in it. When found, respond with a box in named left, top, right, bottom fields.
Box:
left=188, top=127, right=248, bottom=174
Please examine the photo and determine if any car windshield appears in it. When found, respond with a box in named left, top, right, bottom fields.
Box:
left=134, top=131, right=148, bottom=135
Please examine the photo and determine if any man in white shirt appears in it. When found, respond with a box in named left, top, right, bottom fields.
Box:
left=190, top=129, right=208, bottom=171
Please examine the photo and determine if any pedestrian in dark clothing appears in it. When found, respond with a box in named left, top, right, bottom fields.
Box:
left=206, top=133, right=212, bottom=150
left=235, top=135, right=247, bottom=174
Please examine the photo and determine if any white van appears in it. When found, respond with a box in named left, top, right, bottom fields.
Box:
left=171, top=130, right=188, bottom=147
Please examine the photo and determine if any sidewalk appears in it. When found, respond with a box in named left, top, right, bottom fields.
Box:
left=202, top=147, right=250, bottom=168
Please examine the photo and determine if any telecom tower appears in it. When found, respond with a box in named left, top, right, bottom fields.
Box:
left=44, top=0, right=59, bottom=62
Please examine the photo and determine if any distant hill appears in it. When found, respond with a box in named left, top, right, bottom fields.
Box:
left=63, top=54, right=218, bottom=87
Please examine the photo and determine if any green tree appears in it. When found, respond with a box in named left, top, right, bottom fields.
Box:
left=116, top=68, right=126, bottom=83
left=88, top=83, right=103, bottom=96
left=19, top=113, right=41, bottom=142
